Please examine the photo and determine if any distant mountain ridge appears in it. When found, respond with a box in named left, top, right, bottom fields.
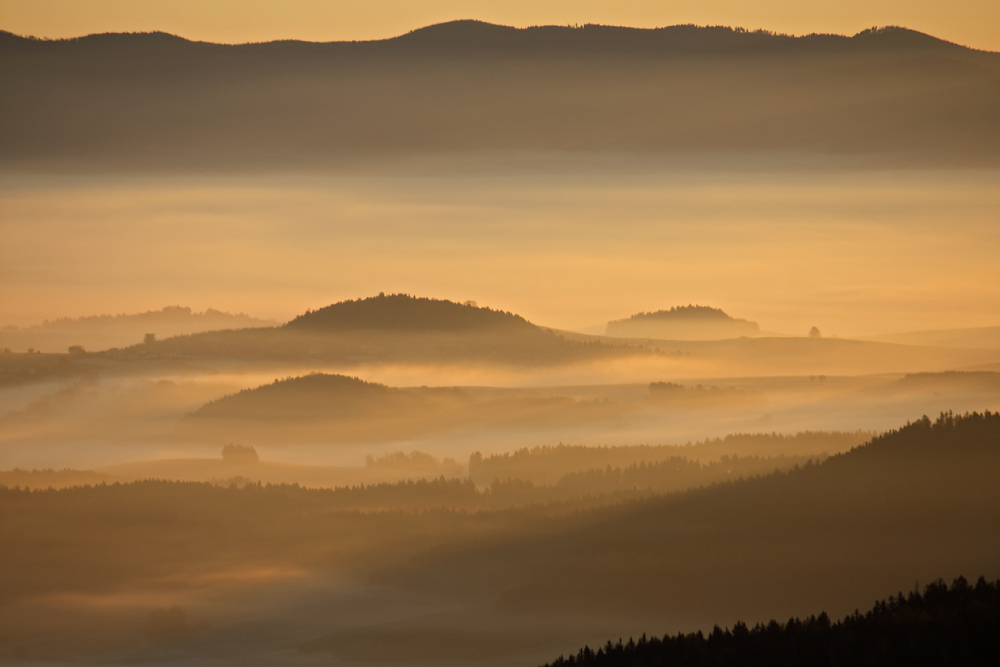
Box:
left=3, top=21, right=997, bottom=169
left=0, top=22, right=986, bottom=55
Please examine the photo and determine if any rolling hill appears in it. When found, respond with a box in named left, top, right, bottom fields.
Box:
left=96, top=294, right=631, bottom=367
left=387, top=412, right=1000, bottom=625
left=607, top=305, right=761, bottom=340
left=178, top=371, right=626, bottom=444
left=285, top=294, right=535, bottom=332
left=0, top=306, right=276, bottom=354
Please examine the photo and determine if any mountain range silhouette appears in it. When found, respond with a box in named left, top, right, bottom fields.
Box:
left=3, top=21, right=998, bottom=169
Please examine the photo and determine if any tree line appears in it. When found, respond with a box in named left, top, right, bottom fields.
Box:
left=543, top=576, right=1000, bottom=667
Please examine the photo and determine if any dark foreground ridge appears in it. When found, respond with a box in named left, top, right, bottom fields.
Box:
left=543, top=577, right=1000, bottom=667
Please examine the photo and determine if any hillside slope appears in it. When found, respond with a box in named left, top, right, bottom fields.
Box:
left=388, top=412, right=1000, bottom=624
left=98, top=295, right=628, bottom=367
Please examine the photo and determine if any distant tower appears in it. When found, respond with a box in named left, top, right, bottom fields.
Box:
left=144, top=333, right=156, bottom=344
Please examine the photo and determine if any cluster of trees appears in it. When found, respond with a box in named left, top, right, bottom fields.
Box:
left=544, top=576, right=1000, bottom=667
left=606, top=306, right=760, bottom=339
left=611, top=306, right=745, bottom=324
left=221, top=443, right=259, bottom=464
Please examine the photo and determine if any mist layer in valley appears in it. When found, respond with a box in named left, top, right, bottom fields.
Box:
left=2, top=412, right=998, bottom=666
left=2, top=298, right=999, bottom=666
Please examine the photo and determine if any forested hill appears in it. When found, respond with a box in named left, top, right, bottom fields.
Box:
left=544, top=576, right=1000, bottom=667
left=1, top=22, right=990, bottom=61
left=389, top=412, right=1000, bottom=622
left=178, top=372, right=626, bottom=444
left=606, top=305, right=760, bottom=339
left=4, top=22, right=998, bottom=169
left=285, top=294, right=536, bottom=332
left=188, top=374, right=394, bottom=421
left=95, top=295, right=627, bottom=366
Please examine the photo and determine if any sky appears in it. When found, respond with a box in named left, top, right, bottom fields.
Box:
left=2, top=0, right=999, bottom=52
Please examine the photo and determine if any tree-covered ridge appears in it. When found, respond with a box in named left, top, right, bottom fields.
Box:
left=606, top=306, right=760, bottom=339
left=285, top=294, right=535, bottom=332
left=440, top=412, right=1000, bottom=619
left=826, top=410, right=999, bottom=465
left=0, top=22, right=981, bottom=57
left=543, top=576, right=1000, bottom=667
left=611, top=306, right=747, bottom=324
left=469, top=431, right=869, bottom=485
left=178, top=372, right=627, bottom=444
left=189, top=373, right=395, bottom=421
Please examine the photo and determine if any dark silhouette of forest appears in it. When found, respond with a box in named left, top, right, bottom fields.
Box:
left=285, top=294, right=534, bottom=332
left=607, top=306, right=761, bottom=339
left=543, top=576, right=1000, bottom=667
left=469, top=431, right=869, bottom=485
left=3, top=22, right=999, bottom=170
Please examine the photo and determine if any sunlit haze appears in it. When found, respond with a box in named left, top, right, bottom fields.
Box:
left=2, top=5, right=999, bottom=666
left=3, top=164, right=999, bottom=336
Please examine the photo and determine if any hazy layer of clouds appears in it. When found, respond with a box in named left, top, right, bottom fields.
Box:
left=2, top=161, right=998, bottom=337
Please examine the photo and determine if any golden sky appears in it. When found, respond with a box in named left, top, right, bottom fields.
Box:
left=2, top=0, right=998, bottom=51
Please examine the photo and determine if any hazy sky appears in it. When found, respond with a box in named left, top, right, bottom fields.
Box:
left=2, top=0, right=999, bottom=51
left=3, top=163, right=999, bottom=337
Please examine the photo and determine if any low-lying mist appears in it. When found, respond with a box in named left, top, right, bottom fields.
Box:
left=3, top=161, right=999, bottom=337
